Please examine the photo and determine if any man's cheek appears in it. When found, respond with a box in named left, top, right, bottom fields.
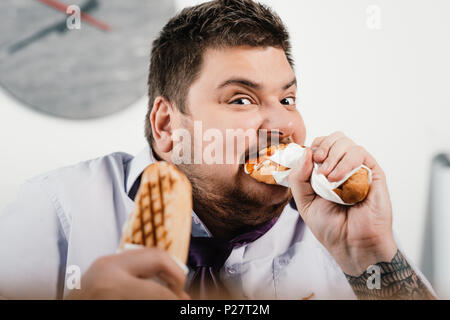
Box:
left=199, top=165, right=236, bottom=188
left=292, top=116, right=307, bottom=144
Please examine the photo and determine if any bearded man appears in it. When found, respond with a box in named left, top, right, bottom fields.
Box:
left=0, top=0, right=435, bottom=300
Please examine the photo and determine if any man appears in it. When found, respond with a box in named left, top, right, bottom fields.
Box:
left=0, top=0, right=436, bottom=300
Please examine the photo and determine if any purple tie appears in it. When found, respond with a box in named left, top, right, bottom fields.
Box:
left=187, top=215, right=280, bottom=299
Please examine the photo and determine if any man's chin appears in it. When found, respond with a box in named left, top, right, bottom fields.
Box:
left=239, top=167, right=291, bottom=206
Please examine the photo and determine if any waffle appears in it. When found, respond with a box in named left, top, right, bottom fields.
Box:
left=119, top=161, right=192, bottom=264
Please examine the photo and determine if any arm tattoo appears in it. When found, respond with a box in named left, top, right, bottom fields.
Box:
left=344, top=250, right=436, bottom=300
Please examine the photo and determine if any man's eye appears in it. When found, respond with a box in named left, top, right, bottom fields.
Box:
left=280, top=97, right=295, bottom=105
left=231, top=98, right=252, bottom=105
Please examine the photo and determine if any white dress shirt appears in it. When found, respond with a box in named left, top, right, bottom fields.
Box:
left=0, top=146, right=435, bottom=299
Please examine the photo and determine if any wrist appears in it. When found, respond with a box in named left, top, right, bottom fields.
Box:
left=344, top=249, right=436, bottom=300
left=332, top=236, right=398, bottom=276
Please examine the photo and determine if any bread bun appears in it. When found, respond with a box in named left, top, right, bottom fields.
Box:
left=244, top=144, right=289, bottom=185
left=245, top=144, right=371, bottom=204
left=119, top=161, right=192, bottom=264
left=333, top=167, right=370, bottom=204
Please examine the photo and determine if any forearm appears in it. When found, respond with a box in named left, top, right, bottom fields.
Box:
left=344, top=250, right=436, bottom=300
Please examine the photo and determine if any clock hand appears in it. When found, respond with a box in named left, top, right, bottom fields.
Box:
left=8, top=19, right=67, bottom=54
left=8, top=0, right=109, bottom=54
left=38, top=0, right=111, bottom=31
left=79, top=0, right=99, bottom=16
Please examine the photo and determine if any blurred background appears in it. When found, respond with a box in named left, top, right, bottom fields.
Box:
left=0, top=0, right=449, bottom=297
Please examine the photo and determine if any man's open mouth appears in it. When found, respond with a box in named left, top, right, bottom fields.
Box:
left=241, top=136, right=293, bottom=165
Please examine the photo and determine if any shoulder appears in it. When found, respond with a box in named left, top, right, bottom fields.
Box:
left=28, top=151, right=133, bottom=187
left=22, top=151, right=134, bottom=204
left=8, top=151, right=134, bottom=234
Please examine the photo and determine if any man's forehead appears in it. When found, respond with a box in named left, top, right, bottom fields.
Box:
left=200, top=46, right=296, bottom=90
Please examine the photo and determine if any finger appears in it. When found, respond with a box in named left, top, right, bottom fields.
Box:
left=178, top=291, right=192, bottom=300
left=360, top=148, right=386, bottom=184
left=318, top=137, right=354, bottom=176
left=118, top=248, right=187, bottom=290
left=312, top=131, right=345, bottom=163
left=359, top=159, right=390, bottom=213
left=155, top=269, right=188, bottom=296
left=289, top=148, right=314, bottom=183
left=310, top=136, right=325, bottom=150
left=288, top=148, right=315, bottom=217
left=327, top=147, right=365, bottom=182
left=360, top=147, right=379, bottom=172
left=124, top=276, right=182, bottom=300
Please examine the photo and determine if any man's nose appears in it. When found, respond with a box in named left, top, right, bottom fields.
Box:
left=259, top=106, right=295, bottom=144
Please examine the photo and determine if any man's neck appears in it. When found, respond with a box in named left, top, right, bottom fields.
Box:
left=193, top=198, right=286, bottom=241
left=194, top=208, right=239, bottom=240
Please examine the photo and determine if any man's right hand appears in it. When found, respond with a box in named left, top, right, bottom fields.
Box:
left=66, top=248, right=191, bottom=300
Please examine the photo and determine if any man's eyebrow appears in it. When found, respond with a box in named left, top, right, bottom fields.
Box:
left=283, top=78, right=297, bottom=90
left=216, top=77, right=297, bottom=91
left=216, top=78, right=261, bottom=90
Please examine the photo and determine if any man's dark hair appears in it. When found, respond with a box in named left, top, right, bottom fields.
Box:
left=145, top=0, right=293, bottom=146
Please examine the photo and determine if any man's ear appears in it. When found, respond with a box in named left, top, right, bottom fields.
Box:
left=150, top=96, right=176, bottom=153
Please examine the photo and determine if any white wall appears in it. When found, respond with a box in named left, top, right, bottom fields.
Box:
left=1, top=0, right=450, bottom=275
left=270, top=0, right=450, bottom=269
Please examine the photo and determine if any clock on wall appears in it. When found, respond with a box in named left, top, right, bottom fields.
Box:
left=0, top=0, right=175, bottom=119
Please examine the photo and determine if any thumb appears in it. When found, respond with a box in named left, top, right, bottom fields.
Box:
left=288, top=148, right=315, bottom=214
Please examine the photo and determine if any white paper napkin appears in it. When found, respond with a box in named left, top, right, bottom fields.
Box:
left=266, top=143, right=372, bottom=205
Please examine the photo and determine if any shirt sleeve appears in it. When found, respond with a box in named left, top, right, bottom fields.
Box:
left=0, top=178, right=67, bottom=299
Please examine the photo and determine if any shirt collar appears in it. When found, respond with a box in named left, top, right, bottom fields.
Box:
left=124, top=145, right=155, bottom=195
left=124, top=145, right=213, bottom=237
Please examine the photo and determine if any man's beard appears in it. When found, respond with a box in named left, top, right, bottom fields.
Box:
left=172, top=116, right=292, bottom=237
left=176, top=162, right=292, bottom=234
